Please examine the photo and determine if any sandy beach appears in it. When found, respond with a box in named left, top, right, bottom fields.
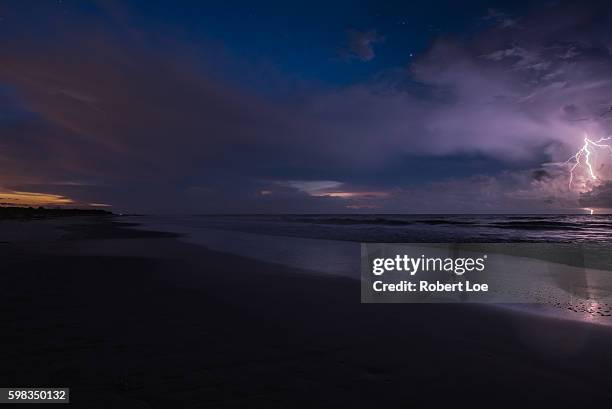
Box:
left=2, top=215, right=612, bottom=408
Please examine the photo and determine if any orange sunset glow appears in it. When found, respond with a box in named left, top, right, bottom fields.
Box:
left=0, top=190, right=75, bottom=207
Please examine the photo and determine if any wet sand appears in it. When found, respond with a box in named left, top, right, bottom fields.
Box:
left=1, top=216, right=612, bottom=408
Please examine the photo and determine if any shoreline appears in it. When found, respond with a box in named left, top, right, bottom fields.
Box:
left=126, top=213, right=612, bottom=272
left=125, top=216, right=612, bottom=326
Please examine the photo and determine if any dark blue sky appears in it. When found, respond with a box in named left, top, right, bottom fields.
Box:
left=114, top=0, right=528, bottom=86
left=1, top=0, right=610, bottom=213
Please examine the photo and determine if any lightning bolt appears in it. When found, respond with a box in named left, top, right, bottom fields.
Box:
left=566, top=134, right=612, bottom=189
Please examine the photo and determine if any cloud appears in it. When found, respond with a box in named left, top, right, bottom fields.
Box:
left=279, top=180, right=343, bottom=195
left=482, top=8, right=518, bottom=29
left=579, top=182, right=612, bottom=208
left=346, top=29, right=384, bottom=61
left=0, top=16, right=303, bottom=211
left=2, top=2, right=612, bottom=212
left=0, top=190, right=74, bottom=207
left=268, top=180, right=390, bottom=209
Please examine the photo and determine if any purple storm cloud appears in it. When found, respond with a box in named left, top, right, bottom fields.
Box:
left=1, top=2, right=612, bottom=212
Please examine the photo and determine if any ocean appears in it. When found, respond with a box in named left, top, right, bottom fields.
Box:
left=160, top=214, right=612, bottom=243
left=124, top=214, right=612, bottom=325
left=125, top=214, right=612, bottom=276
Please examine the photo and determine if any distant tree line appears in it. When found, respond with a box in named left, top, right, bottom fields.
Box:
left=0, top=206, right=112, bottom=220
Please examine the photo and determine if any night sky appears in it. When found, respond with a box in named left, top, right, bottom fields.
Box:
left=2, top=0, right=612, bottom=213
